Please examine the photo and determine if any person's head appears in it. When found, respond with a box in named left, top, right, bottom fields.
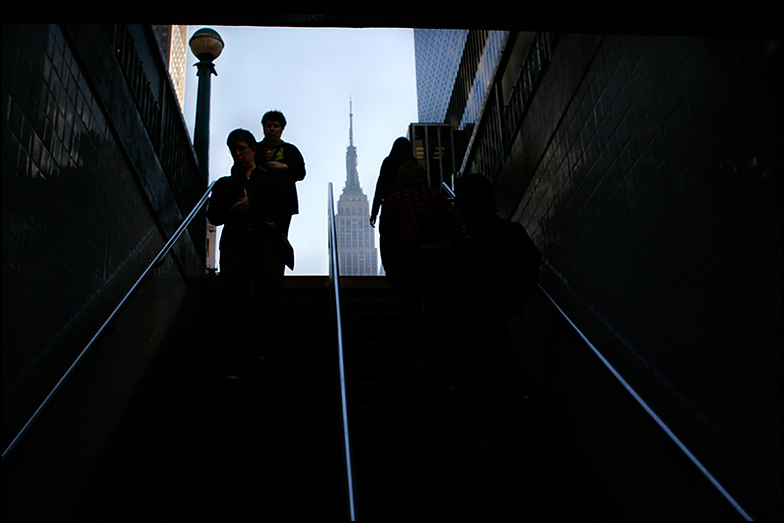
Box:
left=389, top=137, right=412, bottom=155
left=261, top=110, right=287, bottom=141
left=397, top=159, right=426, bottom=189
left=454, top=173, right=496, bottom=217
left=226, top=128, right=257, bottom=168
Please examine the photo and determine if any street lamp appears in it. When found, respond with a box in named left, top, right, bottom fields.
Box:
left=189, top=27, right=224, bottom=184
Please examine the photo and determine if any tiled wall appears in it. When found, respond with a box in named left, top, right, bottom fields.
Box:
left=2, top=24, right=202, bottom=518
left=500, top=33, right=781, bottom=518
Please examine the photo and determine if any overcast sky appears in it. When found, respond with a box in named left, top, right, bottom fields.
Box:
left=182, top=25, right=419, bottom=276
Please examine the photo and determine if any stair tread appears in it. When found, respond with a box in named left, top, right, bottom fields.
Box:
left=76, top=277, right=578, bottom=521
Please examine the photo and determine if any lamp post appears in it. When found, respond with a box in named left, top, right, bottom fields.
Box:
left=189, top=28, right=223, bottom=275
left=189, top=28, right=224, bottom=185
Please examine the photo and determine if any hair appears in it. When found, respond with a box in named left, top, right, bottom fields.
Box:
left=455, top=173, right=496, bottom=216
left=397, top=159, right=426, bottom=188
left=226, top=128, right=256, bottom=149
left=261, top=110, right=287, bottom=129
left=387, top=137, right=413, bottom=161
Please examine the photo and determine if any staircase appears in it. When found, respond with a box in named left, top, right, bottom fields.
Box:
left=341, top=281, right=548, bottom=519
left=75, top=276, right=348, bottom=519
left=76, top=275, right=601, bottom=520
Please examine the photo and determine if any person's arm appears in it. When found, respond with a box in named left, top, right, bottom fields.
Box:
left=230, top=195, right=249, bottom=213
left=370, top=160, right=389, bottom=226
left=206, top=178, right=230, bottom=226
left=273, top=143, right=306, bottom=183
left=207, top=178, right=245, bottom=226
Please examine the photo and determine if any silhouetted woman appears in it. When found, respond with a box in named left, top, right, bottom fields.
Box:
left=370, top=137, right=415, bottom=273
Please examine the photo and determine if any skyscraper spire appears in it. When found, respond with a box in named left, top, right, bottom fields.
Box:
left=349, top=98, right=354, bottom=147
left=335, top=98, right=378, bottom=275
left=343, top=99, right=361, bottom=194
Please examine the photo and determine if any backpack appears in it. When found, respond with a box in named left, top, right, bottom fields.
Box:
left=413, top=208, right=540, bottom=318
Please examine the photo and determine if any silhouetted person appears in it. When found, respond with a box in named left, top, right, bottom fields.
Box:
left=370, top=137, right=416, bottom=274
left=255, top=110, right=306, bottom=238
left=448, top=173, right=541, bottom=447
left=453, top=173, right=541, bottom=314
left=207, top=129, right=293, bottom=378
left=376, top=159, right=457, bottom=390
left=379, top=159, right=452, bottom=300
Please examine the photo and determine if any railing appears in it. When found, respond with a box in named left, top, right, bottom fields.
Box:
left=2, top=180, right=216, bottom=464
left=106, top=24, right=204, bottom=217
left=460, top=32, right=556, bottom=181
left=440, top=181, right=456, bottom=200
left=327, top=182, right=358, bottom=521
left=441, top=27, right=752, bottom=519
left=442, top=178, right=750, bottom=520
left=536, top=283, right=753, bottom=521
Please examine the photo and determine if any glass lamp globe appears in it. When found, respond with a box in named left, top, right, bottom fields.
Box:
left=189, top=28, right=224, bottom=61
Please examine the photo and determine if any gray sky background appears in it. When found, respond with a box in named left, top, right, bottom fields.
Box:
left=182, top=25, right=419, bottom=275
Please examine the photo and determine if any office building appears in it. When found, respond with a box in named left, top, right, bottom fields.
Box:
left=408, top=122, right=461, bottom=190
left=335, top=103, right=378, bottom=275
left=153, top=25, right=189, bottom=111
left=413, top=29, right=468, bottom=123
left=412, top=29, right=507, bottom=187
left=414, top=29, right=508, bottom=130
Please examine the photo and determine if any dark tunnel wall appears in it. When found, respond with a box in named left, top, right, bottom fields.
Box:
left=2, top=24, right=204, bottom=519
left=496, top=32, right=781, bottom=520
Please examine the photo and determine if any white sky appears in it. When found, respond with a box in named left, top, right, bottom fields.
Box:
left=182, top=25, right=419, bottom=275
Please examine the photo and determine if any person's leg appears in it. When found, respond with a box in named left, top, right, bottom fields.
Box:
left=248, top=238, right=286, bottom=352
left=218, top=248, right=256, bottom=377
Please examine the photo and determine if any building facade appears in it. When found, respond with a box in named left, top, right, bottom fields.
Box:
left=408, top=122, right=462, bottom=190
left=335, top=104, right=378, bottom=276
left=413, top=29, right=468, bottom=123
left=412, top=29, right=508, bottom=189
left=152, top=24, right=189, bottom=111
left=414, top=29, right=508, bottom=130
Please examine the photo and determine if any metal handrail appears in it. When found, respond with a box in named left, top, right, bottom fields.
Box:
left=537, top=283, right=753, bottom=521
left=435, top=181, right=751, bottom=520
left=2, top=181, right=216, bottom=463
left=440, top=181, right=455, bottom=200
left=327, top=182, right=358, bottom=521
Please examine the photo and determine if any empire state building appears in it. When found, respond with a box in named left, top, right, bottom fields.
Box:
left=335, top=103, right=378, bottom=276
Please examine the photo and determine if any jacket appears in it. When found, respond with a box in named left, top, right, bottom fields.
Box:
left=254, top=140, right=306, bottom=216
left=207, top=166, right=288, bottom=251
